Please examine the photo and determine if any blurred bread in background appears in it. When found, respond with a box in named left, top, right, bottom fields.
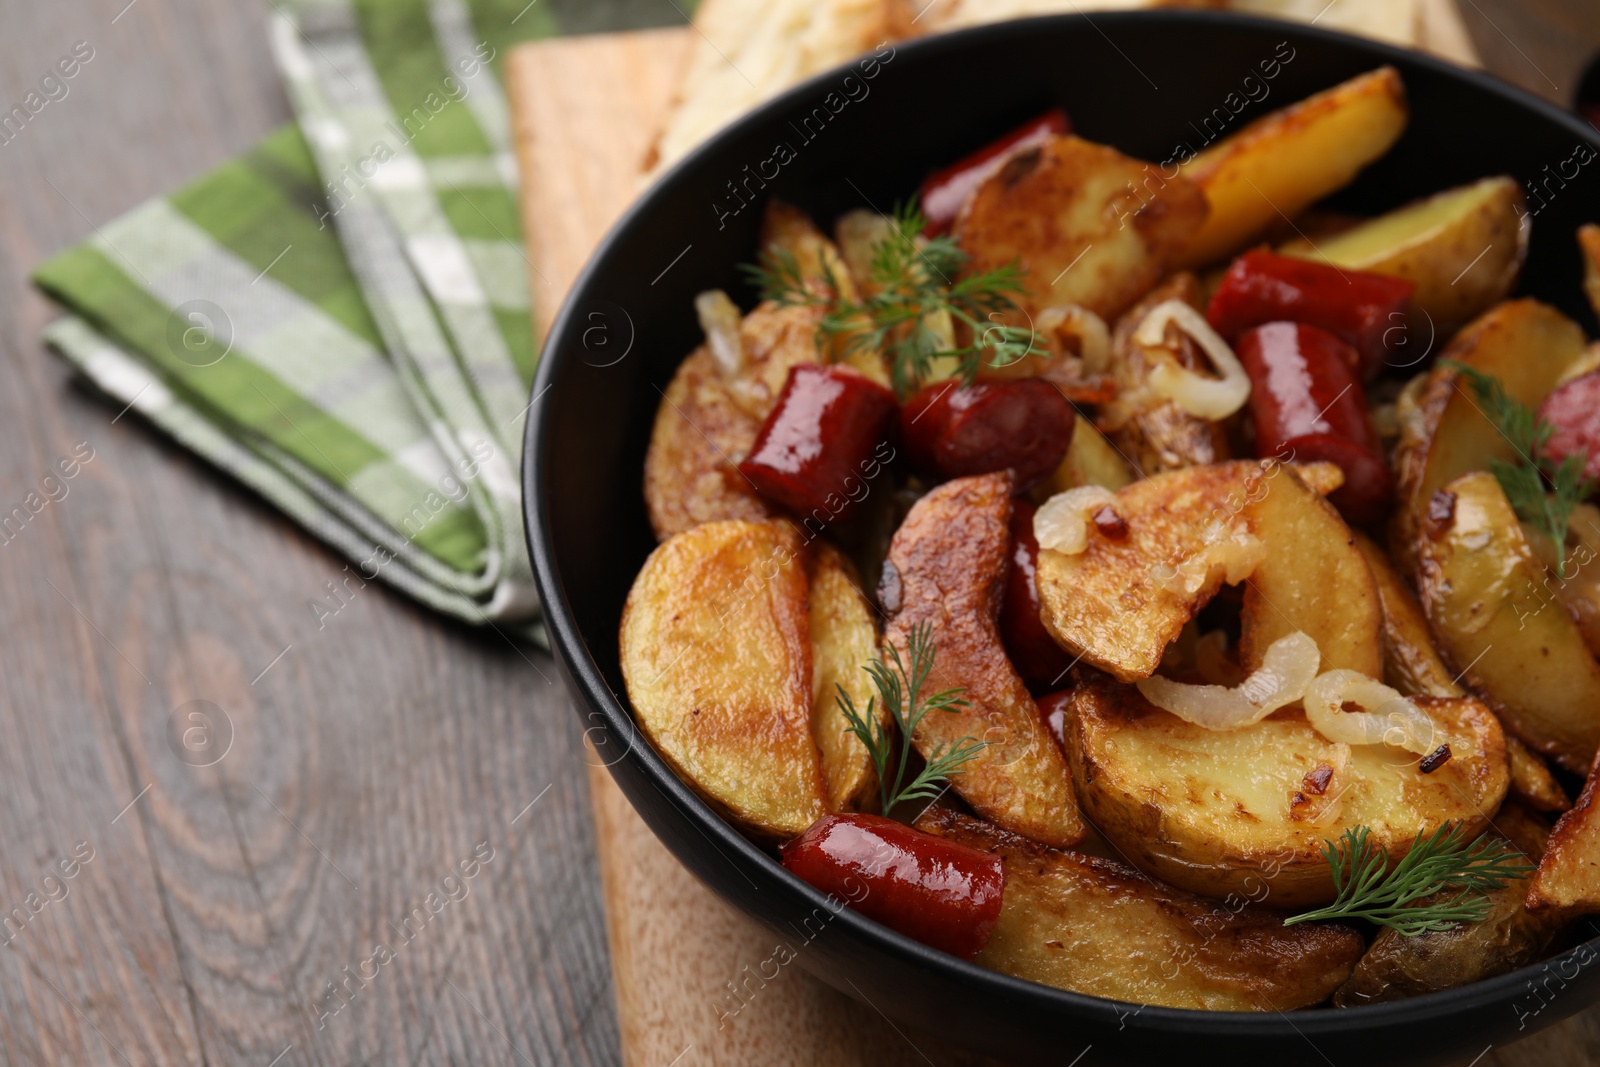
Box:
left=644, top=0, right=1456, bottom=176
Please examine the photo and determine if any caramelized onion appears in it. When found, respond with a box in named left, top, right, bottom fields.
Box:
left=1158, top=529, right=1266, bottom=596
left=1303, top=669, right=1435, bottom=754
left=1137, top=631, right=1320, bottom=730
left=695, top=290, right=744, bottom=377
left=1135, top=299, right=1251, bottom=420
left=1038, top=304, right=1112, bottom=374
left=1034, top=485, right=1118, bottom=555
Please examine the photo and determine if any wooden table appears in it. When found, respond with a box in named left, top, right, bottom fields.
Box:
left=1, top=2, right=1597, bottom=1066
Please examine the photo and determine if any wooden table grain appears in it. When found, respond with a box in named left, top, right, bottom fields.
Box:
left=1, top=2, right=1598, bottom=1066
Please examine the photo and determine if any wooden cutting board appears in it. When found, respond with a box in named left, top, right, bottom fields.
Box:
left=502, top=16, right=1597, bottom=1067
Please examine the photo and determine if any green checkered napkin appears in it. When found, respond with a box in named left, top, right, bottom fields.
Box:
left=33, top=0, right=680, bottom=642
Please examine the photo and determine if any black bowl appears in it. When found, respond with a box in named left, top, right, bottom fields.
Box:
left=526, top=12, right=1600, bottom=1065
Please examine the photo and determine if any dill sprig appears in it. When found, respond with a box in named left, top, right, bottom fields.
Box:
left=1447, top=360, right=1595, bottom=577
left=1284, top=823, right=1534, bottom=936
left=742, top=200, right=1042, bottom=397
left=837, top=622, right=987, bottom=815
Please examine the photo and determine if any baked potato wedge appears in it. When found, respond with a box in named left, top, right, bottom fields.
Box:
left=620, top=520, right=828, bottom=838
left=1353, top=531, right=1462, bottom=699
left=955, top=134, right=1208, bottom=321
left=1522, top=502, right=1600, bottom=660
left=1528, top=746, right=1600, bottom=912
left=1280, top=177, right=1529, bottom=337
left=1068, top=675, right=1510, bottom=907
left=808, top=542, right=888, bottom=812
left=1336, top=804, right=1564, bottom=1005
left=1580, top=223, right=1600, bottom=321
left=1416, top=471, right=1600, bottom=774
left=1176, top=67, right=1409, bottom=268
left=916, top=806, right=1365, bottom=1010
left=1508, top=736, right=1571, bottom=815
left=1239, top=464, right=1382, bottom=677
left=1392, top=299, right=1589, bottom=563
left=882, top=473, right=1086, bottom=848
left=1036, top=461, right=1264, bottom=682
left=1099, top=274, right=1231, bottom=476
left=1039, top=414, right=1135, bottom=497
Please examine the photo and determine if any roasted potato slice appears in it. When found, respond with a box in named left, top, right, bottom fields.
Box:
left=882, top=473, right=1085, bottom=848
left=1522, top=502, right=1600, bottom=660
left=1529, top=747, right=1600, bottom=912
left=1508, top=736, right=1570, bottom=814
left=1392, top=299, right=1589, bottom=564
left=1336, top=804, right=1564, bottom=1005
left=917, top=806, right=1365, bottom=1010
left=1580, top=223, right=1600, bottom=321
left=1099, top=274, right=1230, bottom=476
left=808, top=542, right=888, bottom=812
left=1239, top=464, right=1382, bottom=677
left=620, top=520, right=828, bottom=838
left=1280, top=177, right=1529, bottom=336
left=1353, top=531, right=1462, bottom=699
left=955, top=134, right=1208, bottom=321
left=1068, top=676, right=1509, bottom=907
left=1036, top=461, right=1263, bottom=682
left=1417, top=471, right=1600, bottom=773
left=1176, top=67, right=1409, bottom=268
left=1039, top=414, right=1135, bottom=497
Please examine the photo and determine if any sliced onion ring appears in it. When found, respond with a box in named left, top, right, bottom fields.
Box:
left=1035, top=485, right=1119, bottom=555
left=1303, top=669, right=1436, bottom=755
left=695, top=289, right=744, bottom=377
left=1037, top=304, right=1112, bottom=374
left=1137, top=631, right=1320, bottom=731
left=1135, top=299, right=1251, bottom=420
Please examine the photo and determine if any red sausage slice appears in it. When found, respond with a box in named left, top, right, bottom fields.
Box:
left=738, top=364, right=899, bottom=525
left=1207, top=250, right=1414, bottom=379
left=919, top=109, right=1072, bottom=236
left=1000, top=499, right=1077, bottom=687
left=901, top=379, right=1075, bottom=490
left=1538, top=371, right=1600, bottom=483
left=780, top=813, right=1005, bottom=960
left=1237, top=321, right=1393, bottom=526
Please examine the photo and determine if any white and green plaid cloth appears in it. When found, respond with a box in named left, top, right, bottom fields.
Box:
left=34, top=0, right=685, bottom=644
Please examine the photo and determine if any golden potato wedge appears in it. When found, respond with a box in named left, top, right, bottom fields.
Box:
left=1508, top=736, right=1570, bottom=814
left=1239, top=464, right=1382, bottom=677
left=1038, top=414, right=1135, bottom=497
left=1037, top=461, right=1262, bottom=682
left=1176, top=67, right=1409, bottom=268
left=1353, top=531, right=1462, bottom=699
left=1280, top=177, right=1529, bottom=336
left=882, top=473, right=1085, bottom=848
left=807, top=542, right=887, bottom=812
left=1392, top=299, right=1589, bottom=563
left=1099, top=274, right=1231, bottom=476
left=1290, top=461, right=1345, bottom=498
left=955, top=134, right=1208, bottom=321
left=1336, top=804, right=1564, bottom=1005
left=1417, top=471, right=1600, bottom=774
left=620, top=520, right=828, bottom=838
left=1580, top=223, right=1600, bottom=322
left=1068, top=676, right=1509, bottom=907
left=916, top=806, right=1365, bottom=1010
left=1529, top=746, right=1600, bottom=912
left=1522, top=502, right=1600, bottom=659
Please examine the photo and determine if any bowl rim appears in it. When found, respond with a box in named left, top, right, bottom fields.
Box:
left=525, top=7, right=1600, bottom=1038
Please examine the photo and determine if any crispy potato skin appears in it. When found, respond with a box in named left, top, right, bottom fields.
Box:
left=882, top=473, right=1085, bottom=848
left=955, top=135, right=1207, bottom=322
left=1177, top=67, right=1408, bottom=268
left=1100, top=275, right=1231, bottom=476
left=1068, top=676, right=1509, bottom=907
left=1417, top=471, right=1600, bottom=774
left=1281, top=177, right=1528, bottom=337
left=1239, top=465, right=1382, bottom=677
left=807, top=543, right=887, bottom=812
left=917, top=807, right=1365, bottom=1010
left=1337, top=805, right=1564, bottom=1005
left=1391, top=299, right=1588, bottom=568
left=1037, top=461, right=1260, bottom=682
left=644, top=302, right=828, bottom=539
left=1529, top=744, right=1600, bottom=912
left=620, top=520, right=828, bottom=839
